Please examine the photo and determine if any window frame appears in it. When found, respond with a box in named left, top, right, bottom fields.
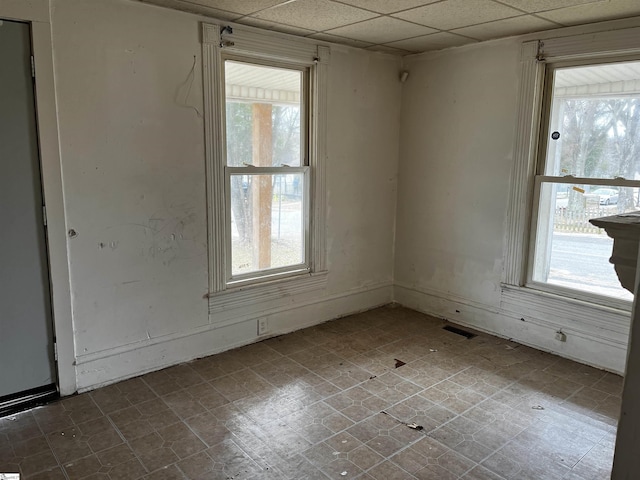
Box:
left=202, top=23, right=329, bottom=312
left=504, top=27, right=640, bottom=311
left=221, top=55, right=311, bottom=286
left=525, top=57, right=640, bottom=309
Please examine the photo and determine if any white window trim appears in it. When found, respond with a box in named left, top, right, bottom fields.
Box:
left=504, top=26, right=640, bottom=310
left=201, top=23, right=329, bottom=315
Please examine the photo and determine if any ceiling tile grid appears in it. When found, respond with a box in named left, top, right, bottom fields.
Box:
left=138, top=0, right=640, bottom=55
left=325, top=15, right=437, bottom=44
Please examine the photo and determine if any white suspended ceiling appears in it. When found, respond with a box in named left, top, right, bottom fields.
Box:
left=138, top=0, right=640, bottom=55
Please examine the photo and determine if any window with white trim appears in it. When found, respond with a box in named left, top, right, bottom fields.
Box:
left=505, top=28, right=640, bottom=310
left=529, top=59, right=640, bottom=305
left=202, top=24, right=329, bottom=304
left=224, top=59, right=310, bottom=284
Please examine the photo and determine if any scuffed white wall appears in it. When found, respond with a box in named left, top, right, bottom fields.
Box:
left=394, top=38, right=630, bottom=373
left=325, top=50, right=400, bottom=293
left=50, top=0, right=400, bottom=390
left=395, top=40, right=520, bottom=307
left=53, top=0, right=209, bottom=360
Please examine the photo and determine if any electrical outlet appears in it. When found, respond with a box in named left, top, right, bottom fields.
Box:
left=257, top=318, right=268, bottom=336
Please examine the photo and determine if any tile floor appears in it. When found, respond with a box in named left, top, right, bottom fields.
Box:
left=0, top=306, right=622, bottom=480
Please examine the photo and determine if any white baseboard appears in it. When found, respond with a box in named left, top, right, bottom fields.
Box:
left=75, top=282, right=393, bottom=392
left=73, top=279, right=627, bottom=392
left=394, top=282, right=628, bottom=375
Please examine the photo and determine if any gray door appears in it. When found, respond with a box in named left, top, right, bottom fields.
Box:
left=0, top=19, right=56, bottom=398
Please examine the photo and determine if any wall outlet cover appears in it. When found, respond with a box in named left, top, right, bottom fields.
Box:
left=258, top=318, right=268, bottom=336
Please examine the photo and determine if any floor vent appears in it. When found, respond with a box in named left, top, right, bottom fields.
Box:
left=443, top=325, right=477, bottom=339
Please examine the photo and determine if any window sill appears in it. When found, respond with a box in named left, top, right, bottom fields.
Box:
left=208, top=270, right=328, bottom=314
left=509, top=279, right=632, bottom=312
left=227, top=266, right=311, bottom=289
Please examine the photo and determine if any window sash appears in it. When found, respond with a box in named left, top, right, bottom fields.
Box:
left=225, top=166, right=310, bottom=286
left=221, top=56, right=311, bottom=286
left=222, top=55, right=310, bottom=169
left=536, top=58, right=640, bottom=180
left=526, top=175, right=639, bottom=309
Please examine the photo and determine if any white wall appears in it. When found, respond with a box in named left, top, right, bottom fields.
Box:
left=47, top=0, right=400, bottom=391
left=396, top=40, right=519, bottom=307
left=324, top=50, right=400, bottom=292
left=394, top=38, right=630, bottom=374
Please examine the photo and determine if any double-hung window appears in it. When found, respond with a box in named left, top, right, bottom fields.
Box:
left=505, top=28, right=640, bottom=311
left=530, top=59, right=640, bottom=305
left=202, top=24, right=329, bottom=309
left=224, top=59, right=310, bottom=284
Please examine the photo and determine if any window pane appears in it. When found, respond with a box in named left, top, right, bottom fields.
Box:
left=229, top=173, right=305, bottom=277
left=544, top=60, right=640, bottom=182
left=225, top=61, right=303, bottom=167
left=532, top=182, right=636, bottom=301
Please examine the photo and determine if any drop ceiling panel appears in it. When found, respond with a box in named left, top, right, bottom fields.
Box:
left=139, top=0, right=241, bottom=20
left=366, top=44, right=413, bottom=55
left=537, top=0, right=640, bottom=25
left=138, top=0, right=640, bottom=55
left=333, top=0, right=442, bottom=15
left=498, top=0, right=607, bottom=14
left=187, top=0, right=288, bottom=15
left=308, top=32, right=375, bottom=49
left=325, top=16, right=437, bottom=44
left=240, top=17, right=316, bottom=36
left=253, top=0, right=377, bottom=32
left=386, top=32, right=477, bottom=52
left=392, top=0, right=523, bottom=30
left=453, top=15, right=558, bottom=41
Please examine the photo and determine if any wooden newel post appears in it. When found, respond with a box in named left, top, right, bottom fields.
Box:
left=252, top=103, right=273, bottom=269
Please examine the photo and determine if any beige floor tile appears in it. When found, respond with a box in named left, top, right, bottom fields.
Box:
left=0, top=306, right=620, bottom=479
